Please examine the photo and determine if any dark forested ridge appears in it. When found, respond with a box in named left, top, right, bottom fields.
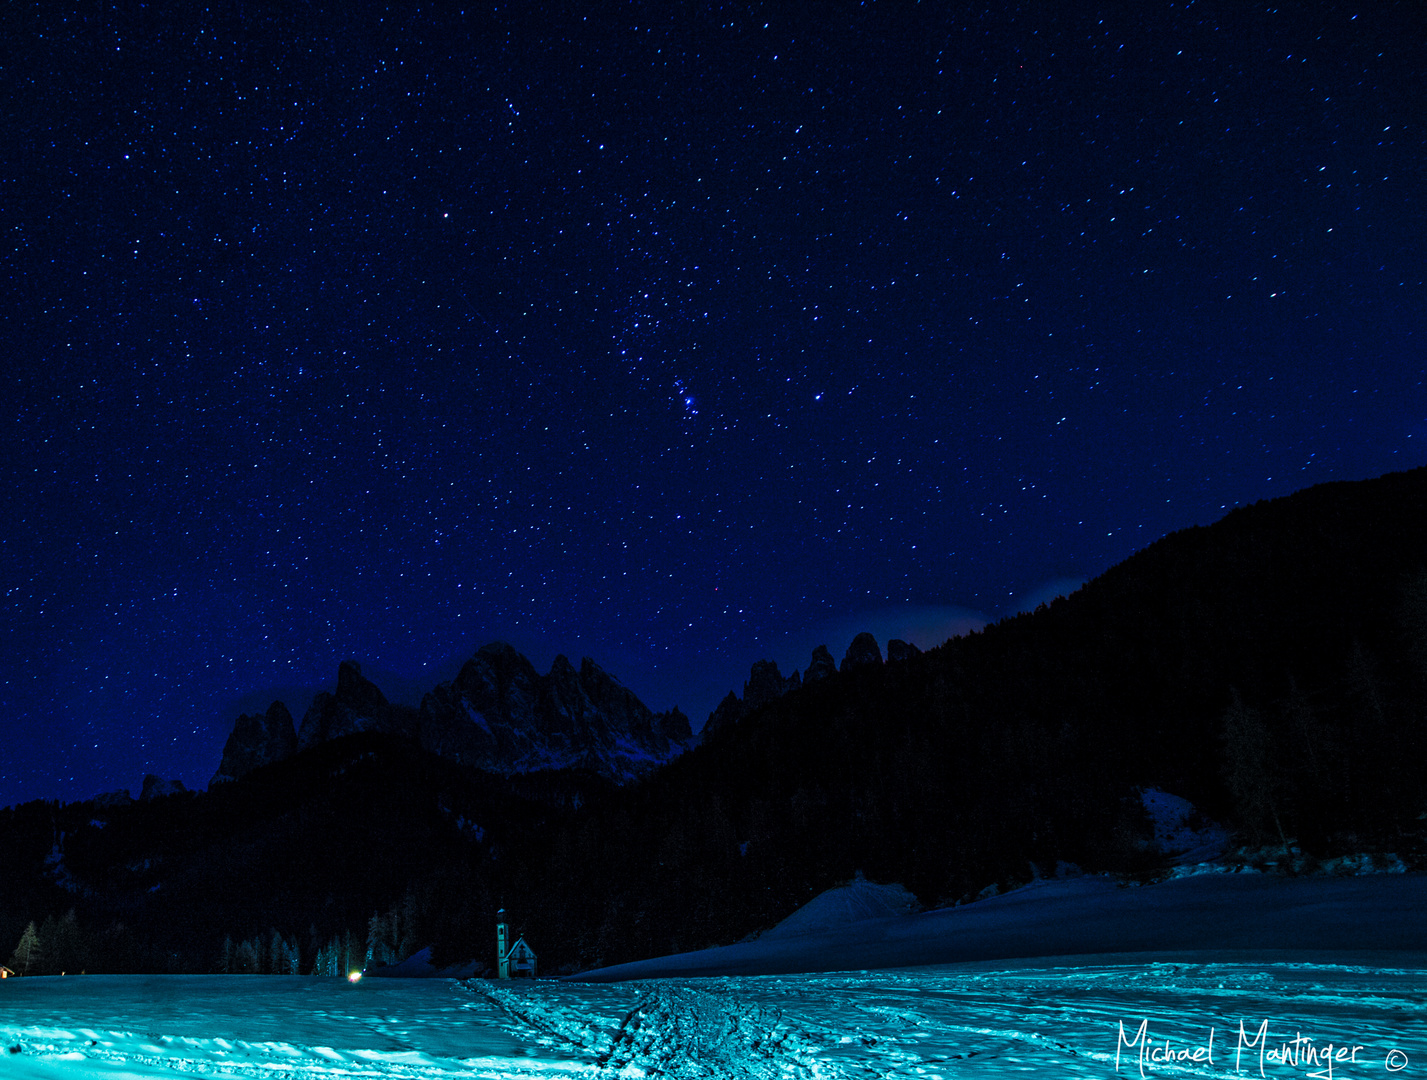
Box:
left=6, top=467, right=1427, bottom=976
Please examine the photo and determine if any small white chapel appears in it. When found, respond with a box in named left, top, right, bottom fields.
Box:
left=495, top=909, right=537, bottom=978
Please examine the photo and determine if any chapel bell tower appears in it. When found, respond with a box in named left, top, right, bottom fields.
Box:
left=496, top=909, right=509, bottom=975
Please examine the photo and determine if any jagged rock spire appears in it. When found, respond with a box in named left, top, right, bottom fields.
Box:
left=840, top=632, right=883, bottom=671
left=211, top=700, right=298, bottom=785
left=212, top=644, right=693, bottom=787
left=803, top=645, right=837, bottom=682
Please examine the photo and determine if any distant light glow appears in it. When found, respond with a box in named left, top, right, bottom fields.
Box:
left=348, top=971, right=362, bottom=982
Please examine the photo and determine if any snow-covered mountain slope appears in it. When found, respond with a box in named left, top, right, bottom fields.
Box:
left=3, top=959, right=1424, bottom=1080
left=576, top=872, right=1427, bottom=981
left=759, top=871, right=921, bottom=940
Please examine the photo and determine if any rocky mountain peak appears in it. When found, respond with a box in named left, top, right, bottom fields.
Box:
left=452, top=641, right=542, bottom=724
left=746, top=659, right=799, bottom=711
left=297, top=662, right=418, bottom=750
left=841, top=632, right=883, bottom=671
left=803, top=645, right=837, bottom=682
left=420, top=642, right=689, bottom=780
left=335, top=660, right=388, bottom=710
left=210, top=700, right=299, bottom=785
left=653, top=705, right=691, bottom=742
left=703, top=642, right=861, bottom=741
left=703, top=691, right=745, bottom=740
left=209, top=642, right=689, bottom=788
left=886, top=638, right=921, bottom=662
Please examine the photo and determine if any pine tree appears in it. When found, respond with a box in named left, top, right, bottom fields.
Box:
left=9, top=922, right=41, bottom=976
left=391, top=891, right=420, bottom=964
left=313, top=933, right=353, bottom=976
left=49, top=910, right=87, bottom=974
left=345, top=929, right=360, bottom=975
left=234, top=939, right=259, bottom=974
left=270, top=930, right=298, bottom=975
left=1221, top=690, right=1290, bottom=853
left=1400, top=569, right=1427, bottom=688
left=35, top=915, right=59, bottom=976
left=365, top=912, right=386, bottom=969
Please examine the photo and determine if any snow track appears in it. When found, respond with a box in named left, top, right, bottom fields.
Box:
left=468, top=982, right=627, bottom=1064
left=471, top=981, right=826, bottom=1078
left=599, top=984, right=819, bottom=1079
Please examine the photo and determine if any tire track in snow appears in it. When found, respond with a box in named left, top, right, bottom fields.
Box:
left=467, top=982, right=622, bottom=1062
left=469, top=981, right=832, bottom=1079
left=601, top=984, right=826, bottom=1079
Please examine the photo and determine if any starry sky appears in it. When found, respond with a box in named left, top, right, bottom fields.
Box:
left=5, top=2, right=1425, bottom=808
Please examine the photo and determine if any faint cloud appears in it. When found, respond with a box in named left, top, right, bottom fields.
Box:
left=1009, top=577, right=1088, bottom=614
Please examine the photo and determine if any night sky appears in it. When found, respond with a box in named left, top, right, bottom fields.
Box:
left=5, top=2, right=1425, bottom=808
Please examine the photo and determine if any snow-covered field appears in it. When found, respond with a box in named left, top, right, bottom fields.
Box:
left=4, top=873, right=1425, bottom=1079
left=2, top=958, right=1424, bottom=1080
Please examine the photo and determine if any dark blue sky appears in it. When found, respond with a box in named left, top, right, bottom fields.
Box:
left=5, top=2, right=1425, bottom=807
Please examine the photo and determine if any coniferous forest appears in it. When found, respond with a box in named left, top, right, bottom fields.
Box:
left=5, top=467, right=1427, bottom=976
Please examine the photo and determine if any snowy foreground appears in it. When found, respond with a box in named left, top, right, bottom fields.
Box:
left=3, top=875, right=1425, bottom=1080
left=3, top=960, right=1425, bottom=1080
